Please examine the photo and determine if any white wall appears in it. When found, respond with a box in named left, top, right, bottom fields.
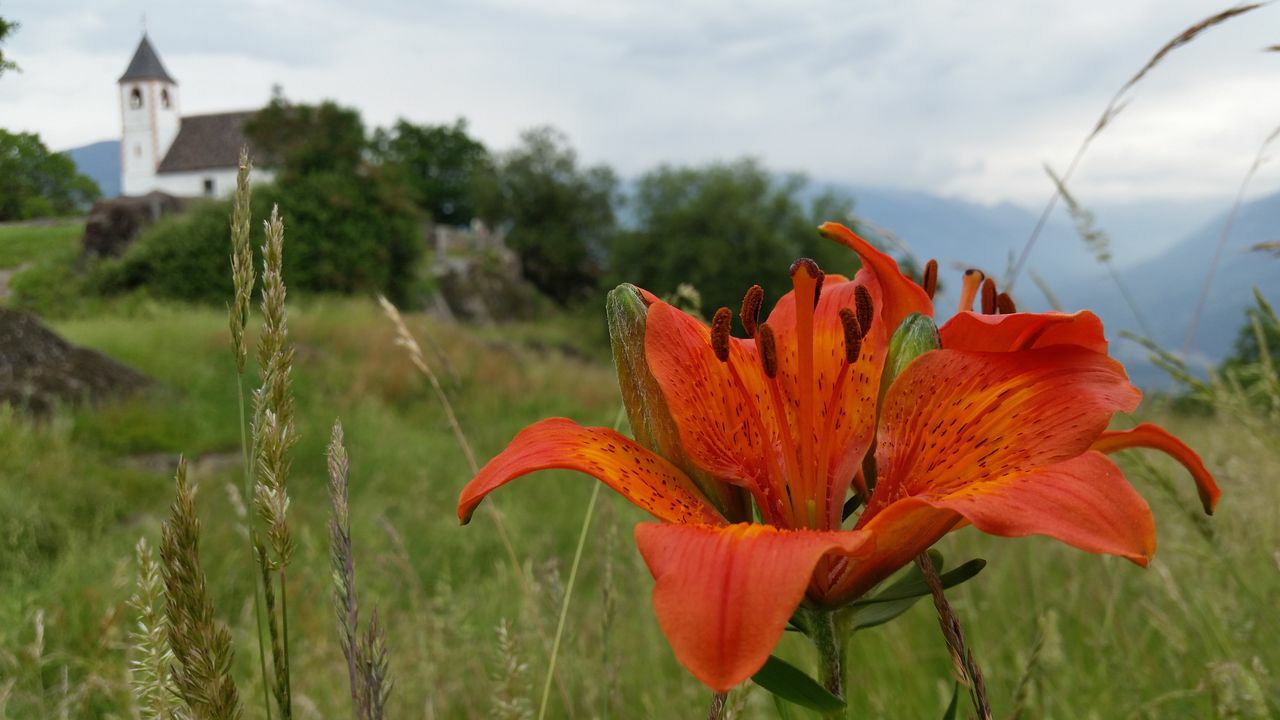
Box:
left=153, top=167, right=275, bottom=199
left=119, top=78, right=181, bottom=196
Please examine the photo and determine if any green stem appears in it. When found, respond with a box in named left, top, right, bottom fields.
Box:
left=279, top=568, right=293, bottom=719
left=536, top=481, right=602, bottom=720
left=811, top=609, right=845, bottom=720
left=239, top=374, right=275, bottom=720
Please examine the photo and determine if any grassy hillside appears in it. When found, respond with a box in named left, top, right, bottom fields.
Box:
left=0, top=290, right=1274, bottom=718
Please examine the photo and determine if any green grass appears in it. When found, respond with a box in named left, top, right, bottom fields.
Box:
left=0, top=296, right=1275, bottom=718
left=0, top=220, right=83, bottom=269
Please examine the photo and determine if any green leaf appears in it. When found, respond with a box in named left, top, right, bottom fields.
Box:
left=845, top=552, right=986, bottom=630
left=855, top=558, right=987, bottom=605
left=752, top=655, right=845, bottom=713
left=771, top=694, right=820, bottom=720
left=942, top=683, right=961, bottom=720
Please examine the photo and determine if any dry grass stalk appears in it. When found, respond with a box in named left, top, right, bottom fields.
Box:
left=328, top=420, right=394, bottom=720
left=914, top=552, right=991, bottom=720
left=250, top=204, right=297, bottom=719
left=1183, top=123, right=1280, bottom=352
left=128, top=538, right=181, bottom=720
left=490, top=619, right=534, bottom=720
left=1008, top=2, right=1267, bottom=288
left=1044, top=165, right=1153, bottom=337
left=377, top=296, right=572, bottom=710
left=160, top=458, right=243, bottom=720
left=228, top=150, right=255, bottom=375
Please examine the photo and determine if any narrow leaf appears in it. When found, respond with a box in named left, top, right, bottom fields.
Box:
left=942, top=682, right=961, bottom=720
left=855, top=558, right=986, bottom=605
left=752, top=655, right=845, bottom=713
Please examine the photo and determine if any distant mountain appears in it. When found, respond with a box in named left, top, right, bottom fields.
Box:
left=1059, top=190, right=1280, bottom=386
left=65, top=140, right=120, bottom=199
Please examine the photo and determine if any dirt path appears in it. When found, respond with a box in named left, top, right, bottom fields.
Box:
left=0, top=262, right=32, bottom=304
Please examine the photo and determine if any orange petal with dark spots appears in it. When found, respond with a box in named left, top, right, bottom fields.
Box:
left=866, top=346, right=1140, bottom=515
left=817, top=222, right=934, bottom=334
left=457, top=418, right=724, bottom=525
left=1093, top=422, right=1220, bottom=514
left=940, top=310, right=1108, bottom=354
left=924, top=451, right=1156, bottom=565
left=644, top=300, right=779, bottom=491
left=634, top=522, right=870, bottom=691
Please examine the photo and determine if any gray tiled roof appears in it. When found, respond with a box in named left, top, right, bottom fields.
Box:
left=119, top=34, right=177, bottom=84
left=157, top=111, right=256, bottom=173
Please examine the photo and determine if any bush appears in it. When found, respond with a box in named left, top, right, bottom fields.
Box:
left=97, top=173, right=423, bottom=304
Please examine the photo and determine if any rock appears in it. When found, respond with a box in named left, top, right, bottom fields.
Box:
left=429, top=221, right=543, bottom=322
left=0, top=308, right=151, bottom=414
left=80, top=191, right=186, bottom=260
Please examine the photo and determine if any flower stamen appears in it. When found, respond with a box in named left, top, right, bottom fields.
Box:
left=740, top=285, right=764, bottom=338
left=980, top=277, right=997, bottom=315
left=921, top=259, right=938, bottom=299
left=996, top=292, right=1017, bottom=315
left=957, top=269, right=984, bottom=312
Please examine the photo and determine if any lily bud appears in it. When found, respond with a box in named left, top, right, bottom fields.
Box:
left=879, top=312, right=942, bottom=401
left=607, top=284, right=747, bottom=520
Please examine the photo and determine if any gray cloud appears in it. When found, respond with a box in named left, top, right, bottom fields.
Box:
left=2, top=0, right=1277, bottom=209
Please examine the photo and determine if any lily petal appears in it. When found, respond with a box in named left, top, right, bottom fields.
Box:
left=827, top=498, right=962, bottom=603
left=645, top=300, right=778, bottom=491
left=1093, top=422, right=1220, bottom=514
left=868, top=346, right=1141, bottom=513
left=926, top=451, right=1156, bottom=565
left=940, top=310, right=1108, bottom=354
left=634, top=522, right=869, bottom=691
left=817, top=222, right=934, bottom=333
left=457, top=418, right=725, bottom=525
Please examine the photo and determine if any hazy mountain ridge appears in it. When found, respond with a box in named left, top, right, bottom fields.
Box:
left=64, top=140, right=121, bottom=199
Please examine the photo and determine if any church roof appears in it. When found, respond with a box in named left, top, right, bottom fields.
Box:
left=119, top=34, right=177, bottom=84
left=157, top=111, right=257, bottom=174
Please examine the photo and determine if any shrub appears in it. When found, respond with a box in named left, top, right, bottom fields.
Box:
left=98, top=173, right=422, bottom=304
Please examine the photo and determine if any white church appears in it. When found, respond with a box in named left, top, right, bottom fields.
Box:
left=118, top=34, right=272, bottom=198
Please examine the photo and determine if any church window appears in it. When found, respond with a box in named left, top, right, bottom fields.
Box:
left=161, top=89, right=171, bottom=109
left=129, top=87, right=143, bottom=109
left=203, top=178, right=215, bottom=196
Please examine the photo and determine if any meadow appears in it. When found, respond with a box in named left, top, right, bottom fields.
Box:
left=0, top=219, right=1277, bottom=719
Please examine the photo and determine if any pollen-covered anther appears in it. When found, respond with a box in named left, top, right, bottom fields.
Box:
left=757, top=323, right=779, bottom=378
left=854, top=285, right=874, bottom=338
left=922, top=259, right=938, bottom=299
left=996, top=292, right=1017, bottom=315
left=838, top=308, right=863, bottom=362
left=981, top=278, right=997, bottom=315
left=789, top=257, right=825, bottom=307
left=740, top=285, right=764, bottom=338
left=710, top=307, right=733, bottom=362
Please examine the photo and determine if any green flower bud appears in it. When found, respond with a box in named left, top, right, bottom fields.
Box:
left=879, top=312, right=941, bottom=401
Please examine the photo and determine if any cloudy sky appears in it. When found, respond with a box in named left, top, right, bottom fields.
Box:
left=2, top=0, right=1278, bottom=209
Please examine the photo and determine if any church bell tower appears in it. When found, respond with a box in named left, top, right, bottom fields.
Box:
left=119, top=34, right=180, bottom=196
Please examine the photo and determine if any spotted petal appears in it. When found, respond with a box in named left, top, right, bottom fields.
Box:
left=457, top=418, right=724, bottom=525
left=940, top=310, right=1108, bottom=354
left=1093, top=422, right=1220, bottom=514
left=634, top=522, right=869, bottom=691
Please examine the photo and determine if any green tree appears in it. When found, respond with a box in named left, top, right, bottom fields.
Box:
left=0, top=15, right=18, bottom=77
left=373, top=118, right=492, bottom=226
left=243, top=93, right=367, bottom=179
left=478, top=126, right=618, bottom=305
left=611, top=158, right=855, bottom=312
left=0, top=129, right=101, bottom=221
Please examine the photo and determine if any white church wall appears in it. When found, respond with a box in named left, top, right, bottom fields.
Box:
left=153, top=168, right=276, bottom=199
left=120, top=78, right=181, bottom=196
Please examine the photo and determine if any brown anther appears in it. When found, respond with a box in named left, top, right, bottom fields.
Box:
left=922, top=259, right=938, bottom=299
left=854, top=285, right=874, bottom=338
left=711, top=307, right=732, bottom=362
left=757, top=323, right=779, bottom=378
left=789, top=258, right=825, bottom=308
left=980, top=278, right=997, bottom=315
left=996, top=292, right=1017, bottom=315
left=838, top=308, right=863, bottom=363
left=740, top=285, right=764, bottom=338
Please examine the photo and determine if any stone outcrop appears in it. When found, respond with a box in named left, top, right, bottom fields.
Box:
left=80, top=191, right=186, bottom=260
left=0, top=309, right=151, bottom=414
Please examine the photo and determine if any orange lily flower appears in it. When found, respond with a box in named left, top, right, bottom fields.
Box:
left=457, top=222, right=1220, bottom=692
